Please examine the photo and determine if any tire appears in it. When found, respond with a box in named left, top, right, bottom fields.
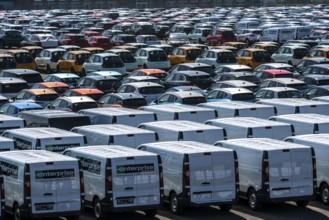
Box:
left=219, top=204, right=232, bottom=211
left=56, top=66, right=61, bottom=73
left=71, top=67, right=75, bottom=73
left=93, top=198, right=107, bottom=220
left=170, top=193, right=183, bottom=215
left=66, top=216, right=79, bottom=220
left=144, top=209, right=157, bottom=217
left=320, top=184, right=329, bottom=205
left=296, top=200, right=309, bottom=208
left=46, top=65, right=52, bottom=74
left=143, top=64, right=148, bottom=69
left=14, top=205, right=24, bottom=220
left=248, top=189, right=263, bottom=211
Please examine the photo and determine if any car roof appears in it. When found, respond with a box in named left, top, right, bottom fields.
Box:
left=220, top=80, right=257, bottom=86
left=68, top=50, right=91, bottom=55
left=59, top=96, right=96, bottom=103
left=127, top=76, right=158, bottom=80
left=1, top=69, right=40, bottom=75
left=258, top=87, right=299, bottom=92
left=301, top=74, right=329, bottom=80
left=0, top=77, right=27, bottom=84
left=105, top=92, right=145, bottom=99
left=36, top=82, right=69, bottom=87
left=264, top=77, right=305, bottom=84
left=222, top=71, right=254, bottom=76
left=24, top=88, right=58, bottom=95
left=9, top=102, right=43, bottom=109
left=134, top=69, right=166, bottom=74
left=69, top=88, right=104, bottom=95
left=221, top=64, right=252, bottom=69
left=83, top=75, right=118, bottom=80
left=261, top=69, right=293, bottom=74
left=51, top=73, right=80, bottom=78
left=213, top=87, right=253, bottom=94
left=176, top=63, right=211, bottom=68
left=94, top=52, right=118, bottom=57
left=176, top=70, right=210, bottom=76
left=43, top=48, right=66, bottom=52
left=261, top=63, right=293, bottom=68
left=123, top=82, right=163, bottom=88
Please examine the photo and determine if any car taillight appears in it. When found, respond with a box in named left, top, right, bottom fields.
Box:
left=233, top=151, right=239, bottom=193
left=291, top=125, right=295, bottom=136
left=24, top=165, right=31, bottom=206
left=263, top=151, right=269, bottom=191
left=79, top=163, right=85, bottom=206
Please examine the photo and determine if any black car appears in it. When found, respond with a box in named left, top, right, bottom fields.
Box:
left=295, top=58, right=329, bottom=73
left=300, top=64, right=329, bottom=76
left=303, top=85, right=329, bottom=100
left=298, top=75, right=329, bottom=86
left=0, top=29, right=24, bottom=48
left=126, top=22, right=156, bottom=35
left=168, top=63, right=215, bottom=77
left=110, top=34, right=137, bottom=46
left=213, top=71, right=260, bottom=84
left=75, top=75, right=122, bottom=94
left=163, top=70, right=214, bottom=90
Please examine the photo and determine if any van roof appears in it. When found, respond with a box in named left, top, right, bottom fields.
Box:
left=4, top=127, right=84, bottom=138
left=0, top=77, right=27, bottom=84
left=219, top=138, right=310, bottom=150
left=140, top=120, right=221, bottom=132
left=258, top=98, right=329, bottom=106
left=0, top=150, right=77, bottom=164
left=207, top=117, right=289, bottom=128
left=1, top=69, right=39, bottom=75
left=140, top=104, right=213, bottom=113
left=79, top=107, right=154, bottom=116
left=69, top=145, right=157, bottom=158
left=0, top=114, right=24, bottom=122
left=287, top=134, right=329, bottom=145
left=141, top=141, right=232, bottom=154
left=72, top=124, right=156, bottom=135
left=270, top=113, right=329, bottom=123
left=198, top=101, right=272, bottom=109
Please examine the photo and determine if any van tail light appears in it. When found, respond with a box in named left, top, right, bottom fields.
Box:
left=247, top=128, right=253, bottom=138
left=157, top=155, right=164, bottom=200
left=234, top=109, right=239, bottom=117
left=183, top=154, right=190, bottom=191
left=233, top=151, right=239, bottom=193
left=106, top=160, right=113, bottom=197
left=263, top=151, right=269, bottom=191
left=223, top=129, right=227, bottom=140
left=314, top=124, right=319, bottom=134
left=178, top=131, right=184, bottom=140
left=274, top=107, right=278, bottom=115
left=24, top=165, right=31, bottom=206
left=0, top=177, right=4, bottom=210
left=174, top=112, right=179, bottom=120
left=311, top=148, right=317, bottom=190
left=295, top=106, right=300, bottom=113
left=291, top=125, right=295, bottom=136
left=78, top=162, right=85, bottom=205
left=112, top=116, right=117, bottom=124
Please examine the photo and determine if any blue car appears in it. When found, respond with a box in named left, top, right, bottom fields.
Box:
left=0, top=102, right=43, bottom=116
left=43, top=73, right=80, bottom=88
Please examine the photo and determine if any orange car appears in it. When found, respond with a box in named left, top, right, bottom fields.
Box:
left=62, top=88, right=104, bottom=101
left=305, top=48, right=329, bottom=59
left=56, top=50, right=91, bottom=75
left=31, top=82, right=70, bottom=95
left=168, top=46, right=202, bottom=66
left=128, top=69, right=168, bottom=80
left=0, top=49, right=36, bottom=70
left=222, top=42, right=248, bottom=51
left=236, top=48, right=272, bottom=69
left=81, top=47, right=105, bottom=55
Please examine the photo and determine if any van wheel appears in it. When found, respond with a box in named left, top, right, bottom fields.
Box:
left=170, top=193, right=183, bottom=214
left=320, top=184, right=329, bottom=205
left=219, top=204, right=232, bottom=211
left=248, top=189, right=263, bottom=211
left=14, top=205, right=23, bottom=220
left=93, top=198, right=107, bottom=220
left=296, top=200, right=309, bottom=207
left=144, top=209, right=157, bottom=217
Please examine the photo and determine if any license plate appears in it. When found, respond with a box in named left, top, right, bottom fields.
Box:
left=35, top=204, right=54, bottom=211
left=117, top=198, right=134, bottom=205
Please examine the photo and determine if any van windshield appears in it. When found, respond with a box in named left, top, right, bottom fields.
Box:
left=1, top=83, right=28, bottom=93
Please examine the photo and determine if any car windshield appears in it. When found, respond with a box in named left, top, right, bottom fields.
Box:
left=139, top=86, right=165, bottom=94
left=232, top=93, right=255, bottom=101
left=182, top=97, right=207, bottom=105
left=1, top=83, right=28, bottom=93
left=275, top=74, right=294, bottom=78
left=72, top=102, right=98, bottom=112
left=14, top=53, right=33, bottom=63
left=278, top=90, right=302, bottom=98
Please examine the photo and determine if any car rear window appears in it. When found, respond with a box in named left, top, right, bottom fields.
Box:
left=121, top=36, right=136, bottom=43
left=36, top=94, right=59, bottom=101
left=96, top=80, right=121, bottom=91
left=14, top=53, right=33, bottom=63
left=274, top=74, right=294, bottom=78
left=190, top=75, right=212, bottom=80
left=232, top=93, right=255, bottom=101
left=139, top=86, right=165, bottom=94
left=0, top=57, right=16, bottom=69
left=1, top=83, right=28, bottom=93
left=72, top=102, right=98, bottom=112
left=253, top=51, right=271, bottom=62
left=239, top=75, right=259, bottom=83
left=186, top=49, right=202, bottom=60
left=75, top=54, right=90, bottom=65
left=193, top=67, right=215, bottom=75
left=288, top=83, right=307, bottom=90
left=217, top=52, right=237, bottom=63
left=62, top=77, right=79, bottom=84
left=317, top=80, right=329, bottom=86
left=182, top=97, right=207, bottom=105
left=118, top=52, right=136, bottom=63
left=222, top=31, right=235, bottom=38
left=53, top=87, right=69, bottom=94
left=148, top=50, right=168, bottom=62
left=293, top=49, right=308, bottom=59
left=86, top=93, right=104, bottom=101
left=20, top=74, right=43, bottom=83
left=103, top=56, right=124, bottom=68
left=278, top=91, right=302, bottom=98
left=123, top=98, right=148, bottom=107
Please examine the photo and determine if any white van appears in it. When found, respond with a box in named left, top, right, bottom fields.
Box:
left=291, top=26, right=311, bottom=40
left=197, top=101, right=276, bottom=119
left=285, top=134, right=329, bottom=205
left=0, top=150, right=83, bottom=220
left=138, top=120, right=226, bottom=144
left=206, top=117, right=293, bottom=140
left=214, top=138, right=316, bottom=210
left=138, top=141, right=238, bottom=214
left=78, top=107, right=157, bottom=127
left=269, top=113, right=329, bottom=135
left=63, top=145, right=162, bottom=219
left=0, top=136, right=15, bottom=151
left=71, top=124, right=158, bottom=148
left=256, top=98, right=329, bottom=115
left=235, top=21, right=260, bottom=33
left=0, top=114, right=25, bottom=134
left=260, top=27, right=295, bottom=43
left=139, top=104, right=217, bottom=122
left=2, top=127, right=86, bottom=153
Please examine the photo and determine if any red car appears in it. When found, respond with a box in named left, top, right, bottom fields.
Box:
left=206, top=29, right=237, bottom=46
left=87, top=36, right=113, bottom=50
left=84, top=31, right=100, bottom=40
left=58, top=33, right=89, bottom=47
left=255, top=69, right=294, bottom=81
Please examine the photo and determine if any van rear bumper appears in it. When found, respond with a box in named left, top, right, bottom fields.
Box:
left=177, top=196, right=237, bottom=208
left=20, top=208, right=80, bottom=219
left=102, top=203, right=160, bottom=212
left=257, top=193, right=315, bottom=203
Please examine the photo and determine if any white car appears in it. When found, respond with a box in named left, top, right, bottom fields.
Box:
left=82, top=53, right=126, bottom=75
left=271, top=45, right=309, bottom=65
left=135, top=48, right=170, bottom=70
left=106, top=49, right=138, bottom=71
left=35, top=48, right=66, bottom=73
left=195, top=49, right=237, bottom=69
left=188, top=28, right=212, bottom=44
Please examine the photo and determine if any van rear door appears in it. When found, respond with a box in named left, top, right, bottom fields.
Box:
left=30, top=161, right=81, bottom=214
left=116, top=114, right=154, bottom=126
left=114, top=133, right=156, bottom=148
left=268, top=149, right=293, bottom=198
left=290, top=148, right=313, bottom=197
left=179, top=111, right=214, bottom=123
left=253, top=125, right=290, bottom=140
left=183, top=130, right=223, bottom=144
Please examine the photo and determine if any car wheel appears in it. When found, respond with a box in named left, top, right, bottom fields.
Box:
left=14, top=205, right=24, bottom=220
left=248, top=189, right=263, bottom=211
left=56, top=66, right=61, bottom=73
left=46, top=65, right=52, bottom=74
left=170, top=193, right=183, bottom=214
left=219, top=204, right=232, bottom=211
left=93, top=197, right=107, bottom=220
left=320, top=184, right=329, bottom=205
left=296, top=200, right=309, bottom=207
left=144, top=209, right=157, bottom=217
left=207, top=40, right=211, bottom=45
left=143, top=64, right=148, bottom=69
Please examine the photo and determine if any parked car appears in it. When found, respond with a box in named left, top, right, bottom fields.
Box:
left=298, top=75, right=329, bottom=86
left=255, top=69, right=295, bottom=81
left=151, top=91, right=207, bottom=106
left=136, top=35, right=160, bottom=45
left=62, top=88, right=104, bottom=101
left=0, top=29, right=24, bottom=48
left=271, top=45, right=309, bottom=66
left=75, top=75, right=122, bottom=94
left=47, top=96, right=98, bottom=112
left=255, top=87, right=303, bottom=99
left=236, top=48, right=271, bottom=69
left=12, top=88, right=59, bottom=107
left=169, top=46, right=202, bottom=66
left=258, top=78, right=308, bottom=92
left=87, top=36, right=112, bottom=50
left=2, top=49, right=36, bottom=70
left=206, top=28, right=237, bottom=45
left=0, top=53, right=17, bottom=70
left=135, top=48, right=170, bottom=70
left=58, top=33, right=89, bottom=47
left=254, top=63, right=298, bottom=77
left=31, top=82, right=70, bottom=95
left=195, top=49, right=237, bottom=69
left=129, top=68, right=168, bottom=80
left=98, top=92, right=148, bottom=109
left=300, top=64, right=329, bottom=76
left=303, top=85, right=329, bottom=100
left=213, top=71, right=260, bottom=84
left=20, top=34, right=58, bottom=48
left=206, top=87, right=256, bottom=102
left=0, top=68, right=42, bottom=87
left=106, top=49, right=138, bottom=71
left=295, top=58, right=329, bottom=73
left=188, top=28, right=212, bottom=44
left=0, top=102, right=43, bottom=116
left=250, top=43, right=279, bottom=55
left=34, top=48, right=66, bottom=74
left=56, top=50, right=91, bottom=75
left=43, top=73, right=80, bottom=88
left=166, top=33, right=190, bottom=47
left=110, top=34, right=136, bottom=46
